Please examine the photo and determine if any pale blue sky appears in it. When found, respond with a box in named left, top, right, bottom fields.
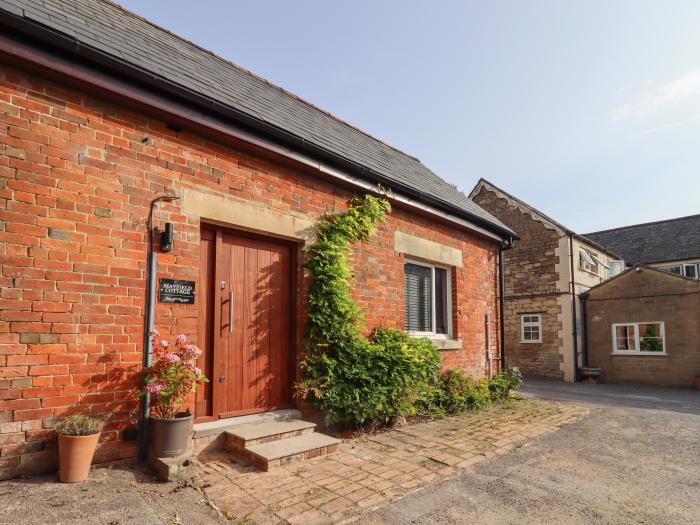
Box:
left=119, top=0, right=700, bottom=232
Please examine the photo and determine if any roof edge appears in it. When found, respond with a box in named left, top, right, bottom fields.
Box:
left=584, top=212, right=700, bottom=237
left=580, top=263, right=700, bottom=297
left=470, top=178, right=618, bottom=257
left=0, top=9, right=516, bottom=240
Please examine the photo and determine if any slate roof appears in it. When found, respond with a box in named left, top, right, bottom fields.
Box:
left=0, top=0, right=514, bottom=238
left=584, top=214, right=700, bottom=265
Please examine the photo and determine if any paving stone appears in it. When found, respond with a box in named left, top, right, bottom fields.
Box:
left=197, top=399, right=589, bottom=525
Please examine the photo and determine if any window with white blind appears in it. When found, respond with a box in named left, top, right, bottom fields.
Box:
left=404, top=260, right=451, bottom=337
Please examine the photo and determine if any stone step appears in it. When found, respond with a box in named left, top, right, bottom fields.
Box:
left=192, top=409, right=302, bottom=439
left=232, top=432, right=340, bottom=471
left=225, top=419, right=316, bottom=448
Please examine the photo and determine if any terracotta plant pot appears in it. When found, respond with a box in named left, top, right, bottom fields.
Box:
left=694, top=376, right=700, bottom=392
left=149, top=412, right=193, bottom=458
left=57, top=432, right=100, bottom=483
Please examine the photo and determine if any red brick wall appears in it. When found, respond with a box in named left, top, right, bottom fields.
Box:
left=0, top=65, right=501, bottom=479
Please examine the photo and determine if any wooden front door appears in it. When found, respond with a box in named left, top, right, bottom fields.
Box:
left=197, top=226, right=293, bottom=420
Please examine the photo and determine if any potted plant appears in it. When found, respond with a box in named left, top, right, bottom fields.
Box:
left=139, top=333, right=208, bottom=458
left=55, top=415, right=104, bottom=483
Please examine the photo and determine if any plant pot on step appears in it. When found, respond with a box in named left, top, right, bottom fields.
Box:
left=137, top=333, right=208, bottom=459
left=55, top=415, right=104, bottom=483
left=149, top=412, right=193, bottom=458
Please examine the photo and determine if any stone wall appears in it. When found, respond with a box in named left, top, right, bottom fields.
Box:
left=472, top=187, right=565, bottom=378
left=585, top=267, right=700, bottom=387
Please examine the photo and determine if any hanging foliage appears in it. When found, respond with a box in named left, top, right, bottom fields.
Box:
left=297, top=194, right=441, bottom=427
left=296, top=194, right=523, bottom=429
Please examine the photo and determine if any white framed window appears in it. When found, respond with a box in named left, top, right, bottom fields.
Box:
left=404, top=259, right=451, bottom=338
left=607, top=260, right=625, bottom=278
left=684, top=264, right=698, bottom=279
left=659, top=264, right=699, bottom=279
left=520, top=314, right=542, bottom=343
left=660, top=265, right=682, bottom=275
left=612, top=322, right=666, bottom=355
left=579, top=248, right=599, bottom=274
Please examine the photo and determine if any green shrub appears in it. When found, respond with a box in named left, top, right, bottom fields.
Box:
left=488, top=366, right=523, bottom=400
left=424, top=369, right=491, bottom=414
left=418, top=366, right=523, bottom=416
left=299, top=328, right=440, bottom=427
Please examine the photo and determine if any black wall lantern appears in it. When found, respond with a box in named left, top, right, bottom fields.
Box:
left=160, top=222, right=174, bottom=252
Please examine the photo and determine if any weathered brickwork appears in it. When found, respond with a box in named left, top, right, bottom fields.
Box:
left=0, top=66, right=502, bottom=479
left=472, top=187, right=564, bottom=378
left=585, top=268, right=700, bottom=388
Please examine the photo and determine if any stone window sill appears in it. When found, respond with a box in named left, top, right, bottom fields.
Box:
left=611, top=352, right=667, bottom=357
left=407, top=333, right=462, bottom=351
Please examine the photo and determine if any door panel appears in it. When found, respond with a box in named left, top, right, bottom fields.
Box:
left=207, top=230, right=292, bottom=418
left=195, top=229, right=215, bottom=420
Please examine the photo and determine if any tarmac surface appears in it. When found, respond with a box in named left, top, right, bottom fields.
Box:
left=365, top=377, right=700, bottom=525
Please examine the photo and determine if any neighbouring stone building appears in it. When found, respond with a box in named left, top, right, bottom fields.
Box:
left=582, top=265, right=700, bottom=388
left=470, top=179, right=623, bottom=382
left=0, top=0, right=515, bottom=479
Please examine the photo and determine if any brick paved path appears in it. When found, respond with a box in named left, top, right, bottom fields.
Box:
left=197, top=399, right=589, bottom=524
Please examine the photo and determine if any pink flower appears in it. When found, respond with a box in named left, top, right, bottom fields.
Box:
left=183, top=344, right=202, bottom=358
left=194, top=367, right=202, bottom=376
left=145, top=382, right=164, bottom=393
left=160, top=340, right=169, bottom=348
left=176, top=334, right=187, bottom=345
left=163, top=353, right=180, bottom=364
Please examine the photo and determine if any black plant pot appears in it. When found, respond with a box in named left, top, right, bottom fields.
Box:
left=149, top=412, right=193, bottom=458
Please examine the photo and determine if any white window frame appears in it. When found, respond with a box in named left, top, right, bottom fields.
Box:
left=611, top=322, right=666, bottom=355
left=683, top=263, right=698, bottom=279
left=607, top=260, right=625, bottom=278
left=404, top=258, right=452, bottom=339
left=579, top=248, right=599, bottom=275
left=659, top=265, right=682, bottom=275
left=520, top=313, right=542, bottom=343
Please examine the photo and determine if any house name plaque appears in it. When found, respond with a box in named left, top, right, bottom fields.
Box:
left=158, top=279, right=195, bottom=304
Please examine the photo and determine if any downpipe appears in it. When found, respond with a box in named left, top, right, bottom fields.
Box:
left=498, top=238, right=512, bottom=372
left=138, top=195, right=179, bottom=463
left=568, top=234, right=579, bottom=382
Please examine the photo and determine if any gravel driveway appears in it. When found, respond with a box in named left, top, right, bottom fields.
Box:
left=365, top=377, right=700, bottom=525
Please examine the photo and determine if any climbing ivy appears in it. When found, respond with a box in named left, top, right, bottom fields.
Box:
left=297, top=194, right=441, bottom=428
left=304, top=194, right=391, bottom=352
left=296, top=194, right=522, bottom=428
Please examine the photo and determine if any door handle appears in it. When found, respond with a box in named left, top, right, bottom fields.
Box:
left=229, top=291, right=234, bottom=333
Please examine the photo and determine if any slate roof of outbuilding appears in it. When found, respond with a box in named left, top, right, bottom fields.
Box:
left=584, top=214, right=700, bottom=265
left=0, top=0, right=514, bottom=238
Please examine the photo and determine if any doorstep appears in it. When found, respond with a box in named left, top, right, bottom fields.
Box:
left=191, top=409, right=339, bottom=471
left=192, top=409, right=302, bottom=439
